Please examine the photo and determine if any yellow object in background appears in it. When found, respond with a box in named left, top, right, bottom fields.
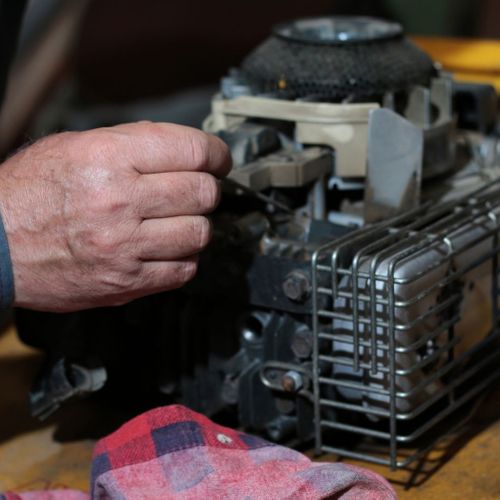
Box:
left=412, top=36, right=500, bottom=92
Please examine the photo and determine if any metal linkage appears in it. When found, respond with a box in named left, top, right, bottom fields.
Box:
left=312, top=180, right=500, bottom=468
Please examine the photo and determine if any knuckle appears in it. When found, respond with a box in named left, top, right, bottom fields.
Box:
left=136, top=119, right=154, bottom=126
left=99, top=269, right=123, bottom=289
left=80, top=129, right=121, bottom=160
left=100, top=269, right=135, bottom=292
left=90, top=194, right=128, bottom=218
left=85, top=230, right=119, bottom=258
left=197, top=173, right=220, bottom=212
left=134, top=120, right=161, bottom=137
left=97, top=260, right=140, bottom=294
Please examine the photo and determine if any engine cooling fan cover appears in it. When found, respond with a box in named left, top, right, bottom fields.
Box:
left=241, top=16, right=435, bottom=101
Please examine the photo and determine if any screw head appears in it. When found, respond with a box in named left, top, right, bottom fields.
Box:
left=291, top=330, right=313, bottom=359
left=282, top=271, right=311, bottom=302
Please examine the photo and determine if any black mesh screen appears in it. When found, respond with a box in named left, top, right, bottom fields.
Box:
left=241, top=34, right=435, bottom=102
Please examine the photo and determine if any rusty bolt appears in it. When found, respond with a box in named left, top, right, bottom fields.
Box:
left=281, top=370, right=304, bottom=393
left=282, top=271, right=310, bottom=302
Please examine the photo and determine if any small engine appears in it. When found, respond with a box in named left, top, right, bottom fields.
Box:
left=19, top=17, right=500, bottom=469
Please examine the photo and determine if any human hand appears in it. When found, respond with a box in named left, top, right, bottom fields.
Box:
left=0, top=121, right=231, bottom=312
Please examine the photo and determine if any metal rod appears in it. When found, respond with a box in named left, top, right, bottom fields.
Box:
left=223, top=178, right=294, bottom=214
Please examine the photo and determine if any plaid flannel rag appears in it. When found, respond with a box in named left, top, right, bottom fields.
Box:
left=3, top=404, right=396, bottom=499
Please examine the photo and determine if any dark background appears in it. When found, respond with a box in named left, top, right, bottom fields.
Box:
left=2, top=0, right=500, bottom=156
left=73, top=0, right=499, bottom=103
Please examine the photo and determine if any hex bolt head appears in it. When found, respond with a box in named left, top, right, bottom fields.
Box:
left=281, top=370, right=304, bottom=392
left=282, top=271, right=311, bottom=302
left=291, top=330, right=313, bottom=359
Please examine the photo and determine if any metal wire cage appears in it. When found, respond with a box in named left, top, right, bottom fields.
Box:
left=311, top=180, right=500, bottom=469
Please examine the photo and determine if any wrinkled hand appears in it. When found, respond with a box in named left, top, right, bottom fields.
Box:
left=0, top=122, right=231, bottom=312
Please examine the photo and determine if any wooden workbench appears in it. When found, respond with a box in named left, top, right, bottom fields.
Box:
left=0, top=324, right=499, bottom=498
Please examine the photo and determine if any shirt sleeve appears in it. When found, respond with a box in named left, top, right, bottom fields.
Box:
left=0, top=209, right=14, bottom=309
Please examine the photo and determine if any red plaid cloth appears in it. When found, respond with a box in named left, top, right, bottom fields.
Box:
left=3, top=405, right=396, bottom=499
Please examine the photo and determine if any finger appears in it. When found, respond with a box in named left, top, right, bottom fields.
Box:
left=135, top=215, right=212, bottom=261
left=137, top=255, right=200, bottom=294
left=135, top=171, right=221, bottom=219
left=112, top=122, right=232, bottom=177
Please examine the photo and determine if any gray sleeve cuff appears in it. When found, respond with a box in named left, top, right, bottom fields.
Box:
left=0, top=210, right=14, bottom=309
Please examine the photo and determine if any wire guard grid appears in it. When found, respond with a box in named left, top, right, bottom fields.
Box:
left=312, top=181, right=500, bottom=469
